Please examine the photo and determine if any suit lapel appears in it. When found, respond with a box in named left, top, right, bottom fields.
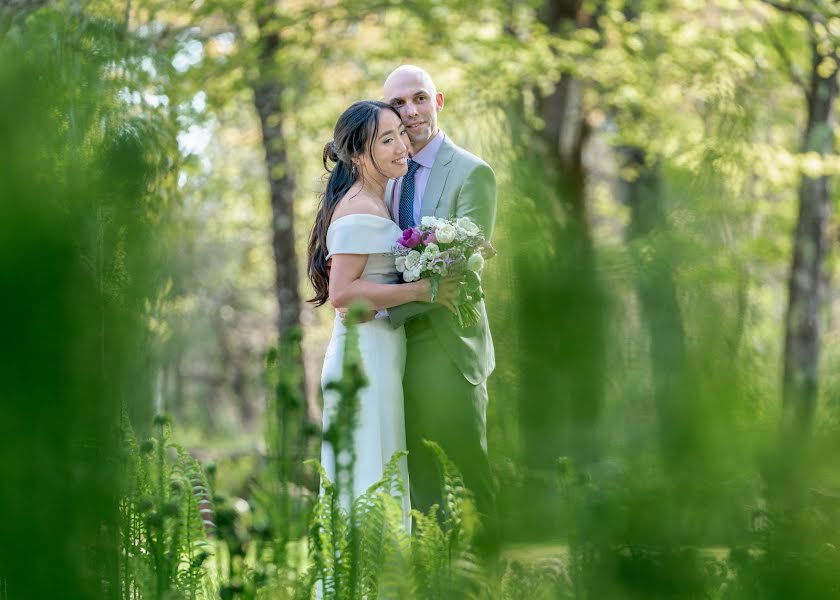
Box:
left=421, top=137, right=456, bottom=218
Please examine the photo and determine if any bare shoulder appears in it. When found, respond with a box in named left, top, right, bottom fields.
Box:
left=331, top=191, right=391, bottom=223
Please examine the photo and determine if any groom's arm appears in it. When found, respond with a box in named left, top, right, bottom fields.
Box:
left=387, top=299, right=439, bottom=328
left=455, top=163, right=497, bottom=240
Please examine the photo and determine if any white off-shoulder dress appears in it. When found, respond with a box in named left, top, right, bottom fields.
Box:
left=319, top=214, right=411, bottom=529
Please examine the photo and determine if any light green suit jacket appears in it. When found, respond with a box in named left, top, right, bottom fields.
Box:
left=386, top=135, right=497, bottom=385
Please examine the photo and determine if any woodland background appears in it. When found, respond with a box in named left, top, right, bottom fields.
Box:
left=3, top=0, right=840, bottom=598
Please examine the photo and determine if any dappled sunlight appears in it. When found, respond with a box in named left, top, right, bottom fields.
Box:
left=4, top=0, right=840, bottom=598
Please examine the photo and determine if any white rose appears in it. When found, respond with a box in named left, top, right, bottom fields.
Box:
left=456, top=217, right=480, bottom=236
left=423, top=243, right=440, bottom=256
left=435, top=223, right=457, bottom=244
left=467, top=253, right=485, bottom=273
left=403, top=267, right=421, bottom=282
left=395, top=256, right=407, bottom=272
left=421, top=216, right=440, bottom=228
left=404, top=250, right=422, bottom=271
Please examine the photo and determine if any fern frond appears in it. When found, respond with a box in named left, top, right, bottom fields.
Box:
left=379, top=450, right=408, bottom=499
left=293, top=563, right=319, bottom=600
left=304, top=459, right=335, bottom=495
left=352, top=492, right=386, bottom=598
left=410, top=506, right=447, bottom=596
left=377, top=493, right=416, bottom=600
left=423, top=440, right=479, bottom=547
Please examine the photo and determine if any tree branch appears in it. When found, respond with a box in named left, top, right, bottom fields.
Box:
left=764, top=19, right=809, bottom=93
left=761, top=0, right=815, bottom=20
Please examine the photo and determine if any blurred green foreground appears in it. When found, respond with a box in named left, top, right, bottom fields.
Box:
left=4, top=1, right=840, bottom=599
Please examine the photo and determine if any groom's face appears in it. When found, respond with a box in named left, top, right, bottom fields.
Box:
left=383, top=71, right=443, bottom=154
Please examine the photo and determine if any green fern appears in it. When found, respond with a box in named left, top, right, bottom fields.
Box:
left=424, top=440, right=480, bottom=548
left=119, top=413, right=214, bottom=600
left=307, top=453, right=416, bottom=600
left=416, top=441, right=486, bottom=598
left=115, top=300, right=508, bottom=599
left=410, top=506, right=447, bottom=596
left=306, top=444, right=495, bottom=600
left=309, top=333, right=490, bottom=599
left=376, top=492, right=416, bottom=599
left=352, top=491, right=387, bottom=597
left=305, top=460, right=344, bottom=598
left=170, top=445, right=215, bottom=598
left=354, top=451, right=410, bottom=598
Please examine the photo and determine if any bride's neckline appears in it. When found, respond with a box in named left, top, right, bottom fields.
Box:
left=329, top=213, right=397, bottom=228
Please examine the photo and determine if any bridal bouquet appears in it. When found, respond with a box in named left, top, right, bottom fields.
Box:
left=394, top=216, right=495, bottom=328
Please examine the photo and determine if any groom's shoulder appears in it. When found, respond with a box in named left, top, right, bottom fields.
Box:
left=445, top=137, right=492, bottom=173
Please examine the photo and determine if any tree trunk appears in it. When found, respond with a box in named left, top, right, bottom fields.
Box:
left=251, top=10, right=313, bottom=489
left=529, top=0, right=605, bottom=465
left=622, top=147, right=690, bottom=456
left=782, top=35, right=837, bottom=430
left=253, top=35, right=303, bottom=348
left=539, top=0, right=590, bottom=235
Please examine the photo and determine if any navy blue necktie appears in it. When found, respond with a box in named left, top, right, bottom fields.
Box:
left=399, top=159, right=421, bottom=230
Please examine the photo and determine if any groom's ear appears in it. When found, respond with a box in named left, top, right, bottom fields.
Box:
left=435, top=92, right=444, bottom=112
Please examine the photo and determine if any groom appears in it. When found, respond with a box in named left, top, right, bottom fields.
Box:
left=383, top=65, right=498, bottom=553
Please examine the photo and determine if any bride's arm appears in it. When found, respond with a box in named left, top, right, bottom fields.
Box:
left=328, top=253, right=431, bottom=311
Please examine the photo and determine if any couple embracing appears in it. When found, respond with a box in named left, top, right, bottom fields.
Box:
left=307, top=65, right=498, bottom=554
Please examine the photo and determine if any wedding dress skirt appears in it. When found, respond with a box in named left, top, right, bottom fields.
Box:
left=319, top=214, right=411, bottom=530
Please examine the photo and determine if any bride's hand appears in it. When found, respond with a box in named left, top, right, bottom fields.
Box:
left=338, top=306, right=377, bottom=323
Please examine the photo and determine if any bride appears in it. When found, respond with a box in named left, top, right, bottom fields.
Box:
left=306, top=100, right=458, bottom=527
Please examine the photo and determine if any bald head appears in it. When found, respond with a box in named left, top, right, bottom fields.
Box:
left=383, top=65, right=444, bottom=153
left=384, top=65, right=437, bottom=98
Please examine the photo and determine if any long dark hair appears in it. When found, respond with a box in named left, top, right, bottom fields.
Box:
left=307, top=100, right=400, bottom=306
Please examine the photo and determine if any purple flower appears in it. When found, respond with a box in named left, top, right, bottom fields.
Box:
left=398, top=227, right=422, bottom=248
left=422, top=230, right=437, bottom=245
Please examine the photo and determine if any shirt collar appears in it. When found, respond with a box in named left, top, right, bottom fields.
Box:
left=411, top=130, right=445, bottom=169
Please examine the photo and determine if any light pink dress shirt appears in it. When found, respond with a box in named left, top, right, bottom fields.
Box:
left=390, top=130, right=446, bottom=226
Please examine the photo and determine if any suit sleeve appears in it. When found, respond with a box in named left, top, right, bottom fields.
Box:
left=455, top=162, right=497, bottom=240
left=387, top=300, right=440, bottom=328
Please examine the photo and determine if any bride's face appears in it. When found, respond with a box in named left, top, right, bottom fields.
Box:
left=361, top=109, right=409, bottom=181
